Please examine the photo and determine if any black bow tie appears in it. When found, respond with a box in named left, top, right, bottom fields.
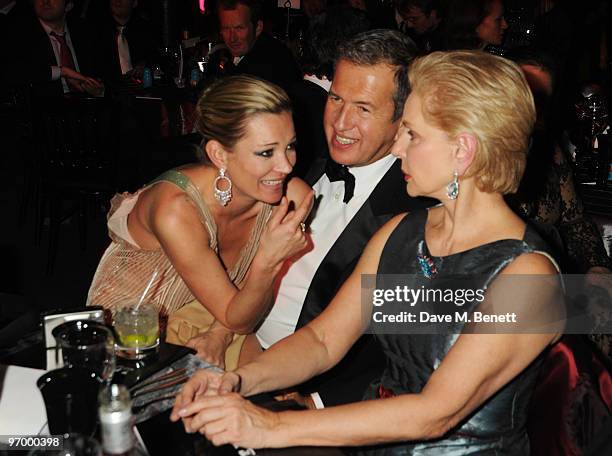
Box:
left=325, top=159, right=355, bottom=203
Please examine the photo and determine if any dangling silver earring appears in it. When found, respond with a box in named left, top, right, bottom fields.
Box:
left=213, top=168, right=232, bottom=206
left=446, top=171, right=459, bottom=200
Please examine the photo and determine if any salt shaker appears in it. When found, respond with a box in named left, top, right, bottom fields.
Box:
left=99, top=384, right=135, bottom=455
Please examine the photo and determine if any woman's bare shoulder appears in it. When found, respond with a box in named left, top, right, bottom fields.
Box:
left=146, top=183, right=204, bottom=234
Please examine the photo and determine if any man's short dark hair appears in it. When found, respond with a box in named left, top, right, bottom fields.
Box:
left=396, top=0, right=441, bottom=15
left=301, top=5, right=371, bottom=80
left=217, top=0, right=262, bottom=26
left=337, top=29, right=418, bottom=122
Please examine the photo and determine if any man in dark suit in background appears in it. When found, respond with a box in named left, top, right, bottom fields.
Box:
left=395, top=0, right=443, bottom=52
left=4, top=0, right=102, bottom=97
left=255, top=29, right=435, bottom=408
left=95, top=0, right=157, bottom=84
left=217, top=0, right=301, bottom=91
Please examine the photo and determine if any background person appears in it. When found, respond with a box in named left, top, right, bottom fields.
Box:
left=506, top=51, right=612, bottom=282
left=171, top=51, right=565, bottom=454
left=87, top=76, right=313, bottom=370
left=395, top=0, right=443, bottom=52
left=218, top=0, right=301, bottom=92
left=4, top=0, right=103, bottom=97
left=441, top=0, right=508, bottom=51
left=94, top=0, right=158, bottom=84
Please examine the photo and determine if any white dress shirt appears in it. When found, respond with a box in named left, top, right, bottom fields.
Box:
left=256, top=154, right=396, bottom=349
left=117, top=25, right=133, bottom=74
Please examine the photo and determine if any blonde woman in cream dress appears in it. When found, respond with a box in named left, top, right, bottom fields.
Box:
left=88, top=76, right=313, bottom=370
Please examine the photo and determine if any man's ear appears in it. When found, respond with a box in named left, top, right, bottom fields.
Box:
left=255, top=20, right=263, bottom=37
left=205, top=140, right=229, bottom=170
left=454, top=133, right=477, bottom=175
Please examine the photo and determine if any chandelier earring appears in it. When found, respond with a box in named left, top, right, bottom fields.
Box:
left=446, top=170, right=459, bottom=200
left=213, top=168, right=232, bottom=206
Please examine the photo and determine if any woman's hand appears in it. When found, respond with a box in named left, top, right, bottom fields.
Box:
left=186, top=328, right=233, bottom=370
left=274, top=391, right=317, bottom=409
left=174, top=393, right=280, bottom=448
left=171, top=369, right=241, bottom=425
left=254, top=192, right=314, bottom=272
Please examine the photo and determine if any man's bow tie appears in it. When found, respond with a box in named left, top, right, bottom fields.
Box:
left=325, top=159, right=355, bottom=203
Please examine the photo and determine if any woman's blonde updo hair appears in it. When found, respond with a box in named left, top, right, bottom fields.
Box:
left=408, top=50, right=536, bottom=194
left=196, top=75, right=292, bottom=155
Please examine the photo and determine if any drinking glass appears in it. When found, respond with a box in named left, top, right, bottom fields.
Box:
left=37, top=368, right=102, bottom=436
left=113, top=304, right=159, bottom=360
left=52, top=320, right=116, bottom=381
left=160, top=44, right=183, bottom=87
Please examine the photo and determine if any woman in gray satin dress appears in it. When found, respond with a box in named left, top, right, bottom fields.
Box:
left=171, top=51, right=566, bottom=455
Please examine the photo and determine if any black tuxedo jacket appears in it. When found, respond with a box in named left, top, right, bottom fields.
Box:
left=95, top=15, right=157, bottom=84
left=226, top=33, right=301, bottom=92
left=4, top=14, right=98, bottom=97
left=295, top=157, right=436, bottom=406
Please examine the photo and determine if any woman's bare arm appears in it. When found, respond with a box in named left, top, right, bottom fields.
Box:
left=150, top=180, right=313, bottom=333
left=174, top=251, right=564, bottom=449
left=171, top=213, right=406, bottom=421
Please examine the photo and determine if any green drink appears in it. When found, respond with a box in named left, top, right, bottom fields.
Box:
left=113, top=305, right=159, bottom=359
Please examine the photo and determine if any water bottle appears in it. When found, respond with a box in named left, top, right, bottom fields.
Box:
left=190, top=68, right=201, bottom=87
left=142, top=67, right=153, bottom=88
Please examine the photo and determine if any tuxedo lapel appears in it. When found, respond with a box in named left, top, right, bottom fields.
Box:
left=297, top=159, right=421, bottom=327
left=296, top=198, right=384, bottom=327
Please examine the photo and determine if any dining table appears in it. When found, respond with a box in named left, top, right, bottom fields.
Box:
left=0, top=334, right=347, bottom=456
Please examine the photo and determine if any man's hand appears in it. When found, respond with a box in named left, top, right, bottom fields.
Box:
left=60, top=66, right=104, bottom=96
left=127, top=64, right=145, bottom=80
left=81, top=78, right=104, bottom=96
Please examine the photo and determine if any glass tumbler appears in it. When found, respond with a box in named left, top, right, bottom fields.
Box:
left=52, top=320, right=115, bottom=381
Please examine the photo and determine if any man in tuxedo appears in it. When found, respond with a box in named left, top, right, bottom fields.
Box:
left=95, top=0, right=157, bottom=84
left=5, top=0, right=102, bottom=97
left=255, top=29, right=435, bottom=407
left=217, top=0, right=301, bottom=91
